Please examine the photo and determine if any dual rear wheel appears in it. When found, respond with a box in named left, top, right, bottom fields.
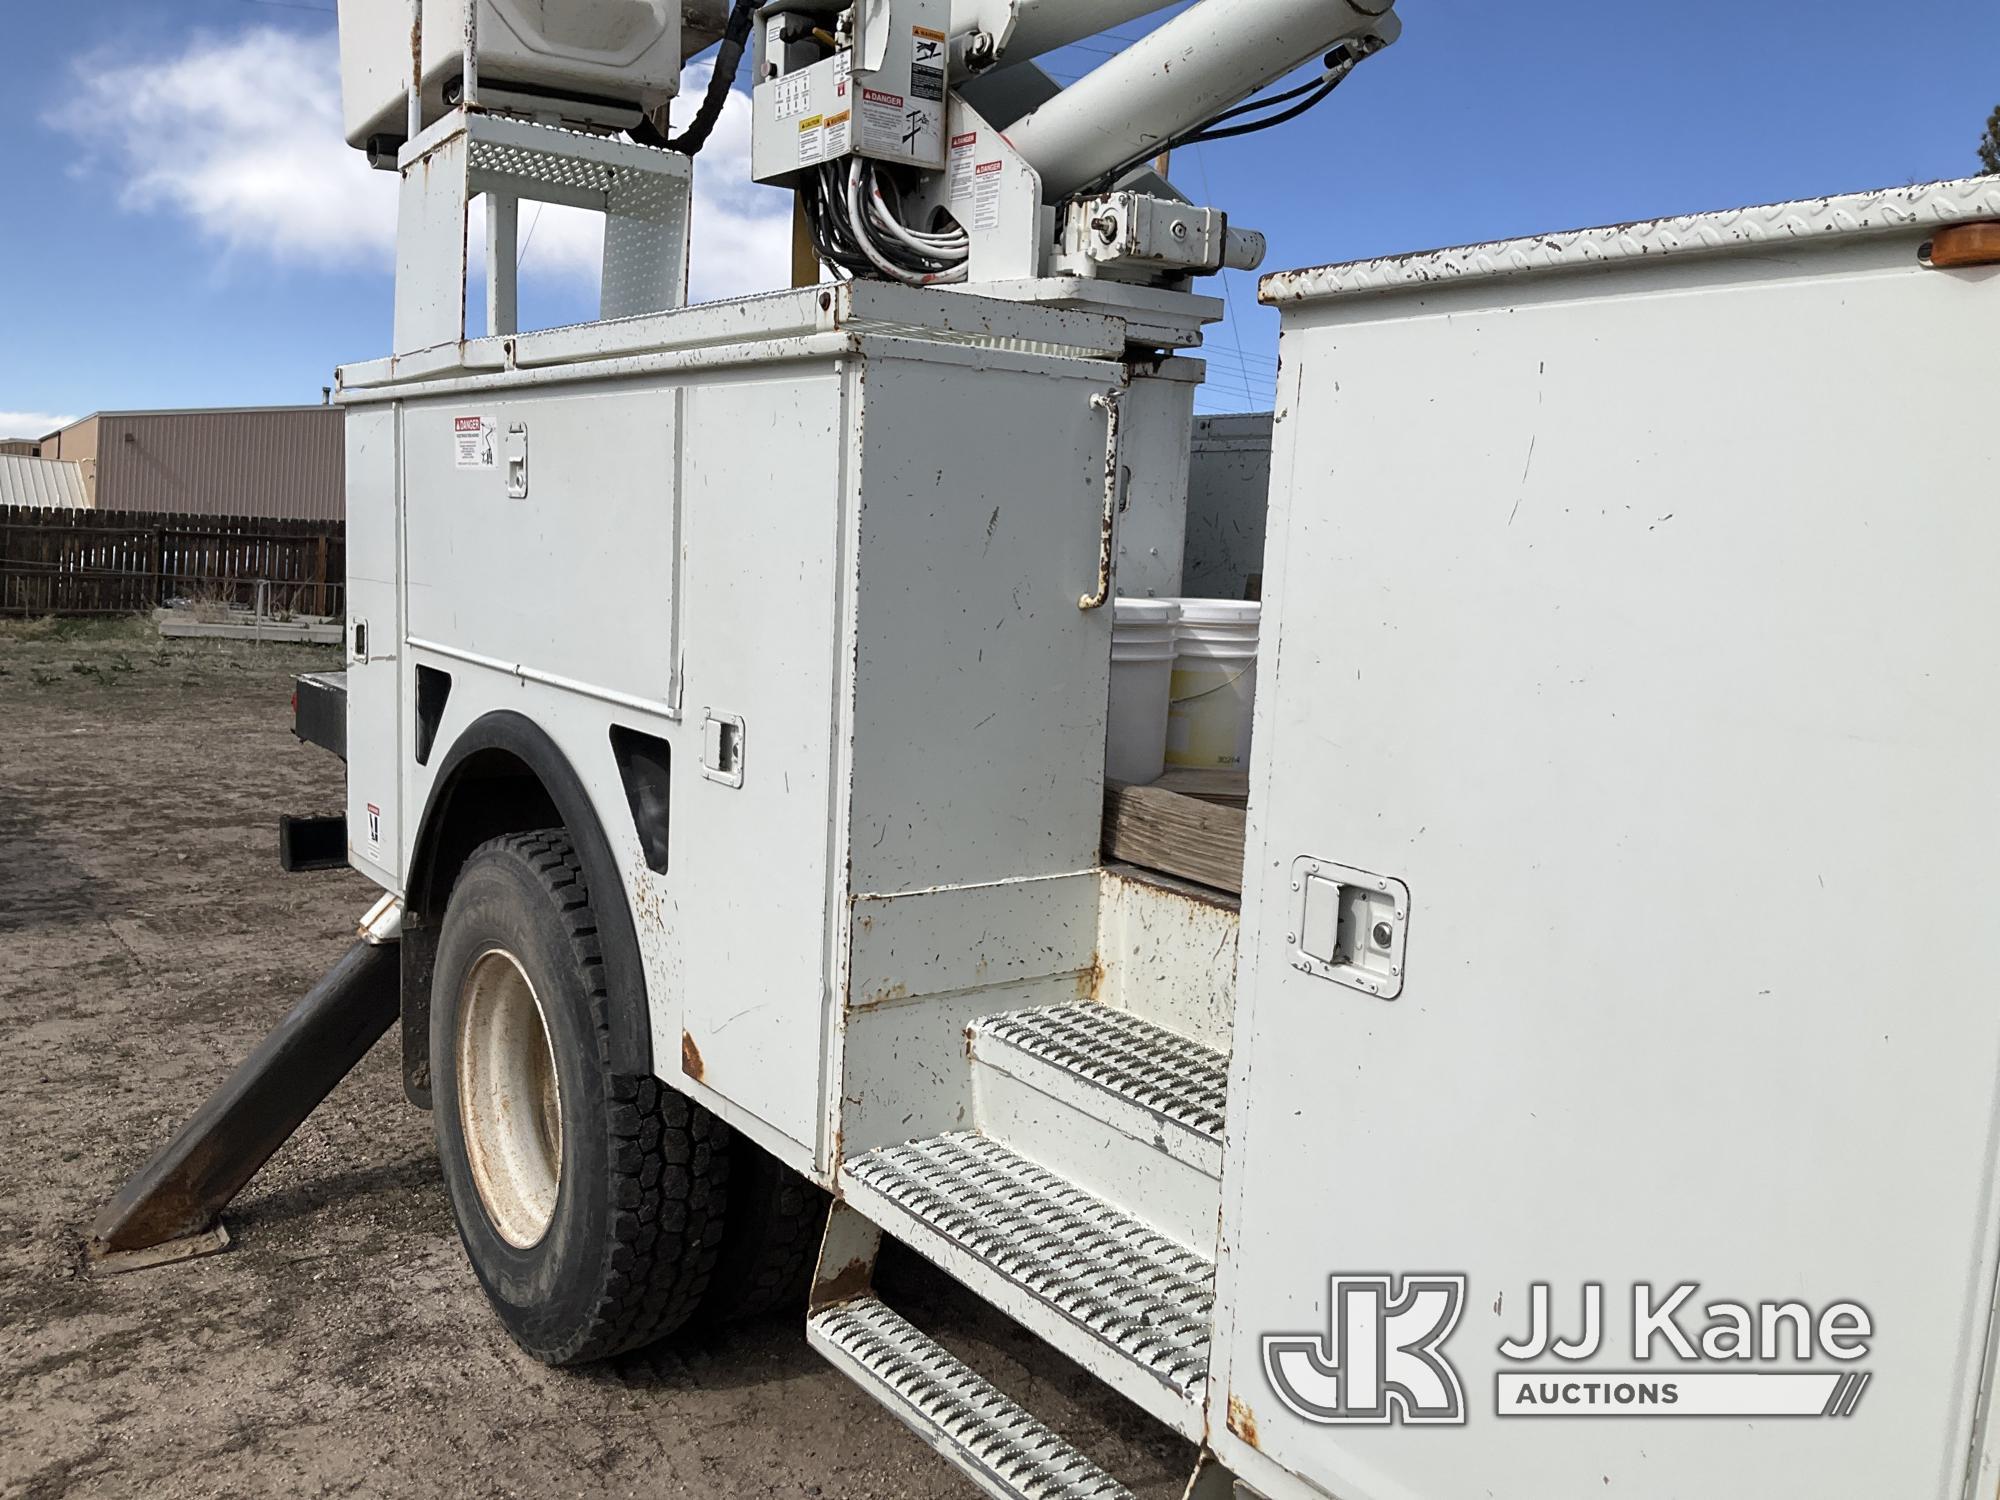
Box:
left=430, top=829, right=825, bottom=1363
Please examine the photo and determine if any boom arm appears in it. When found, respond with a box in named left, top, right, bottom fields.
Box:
left=1003, top=0, right=1398, bottom=200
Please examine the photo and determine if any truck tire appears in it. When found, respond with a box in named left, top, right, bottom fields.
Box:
left=431, top=829, right=729, bottom=1364
left=702, top=1139, right=830, bottom=1323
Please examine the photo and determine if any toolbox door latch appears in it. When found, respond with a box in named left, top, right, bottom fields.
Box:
left=1290, top=857, right=1409, bottom=1000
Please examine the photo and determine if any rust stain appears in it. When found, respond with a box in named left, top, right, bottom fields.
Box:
left=680, top=1030, right=705, bottom=1083
left=865, top=983, right=908, bottom=1006
left=815, top=1253, right=875, bottom=1308
left=1079, top=390, right=1120, bottom=610
left=1227, top=1394, right=1261, bottom=1450
left=1073, top=954, right=1106, bottom=1002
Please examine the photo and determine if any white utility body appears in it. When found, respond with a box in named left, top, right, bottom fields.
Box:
left=1219, top=177, right=2000, bottom=1500
left=317, top=4, right=2000, bottom=1498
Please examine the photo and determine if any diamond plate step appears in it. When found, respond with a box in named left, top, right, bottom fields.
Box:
left=809, top=1295, right=1135, bottom=1500
left=969, top=1004, right=1227, bottom=1175
left=841, top=1132, right=1214, bottom=1437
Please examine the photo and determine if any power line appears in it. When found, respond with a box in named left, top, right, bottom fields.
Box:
left=517, top=202, right=546, bottom=270
left=1190, top=144, right=1273, bottom=411
left=1202, top=345, right=1279, bottom=368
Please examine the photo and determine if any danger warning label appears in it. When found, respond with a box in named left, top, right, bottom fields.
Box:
left=453, top=415, right=494, bottom=469
left=947, top=132, right=977, bottom=203
left=972, top=159, right=1003, bottom=230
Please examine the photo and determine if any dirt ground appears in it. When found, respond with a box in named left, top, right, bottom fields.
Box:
left=0, top=619, right=1191, bottom=1499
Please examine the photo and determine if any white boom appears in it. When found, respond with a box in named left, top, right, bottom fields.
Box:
left=1005, top=0, right=1398, bottom=199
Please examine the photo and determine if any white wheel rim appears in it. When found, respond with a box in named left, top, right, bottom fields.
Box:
left=457, top=947, right=564, bottom=1249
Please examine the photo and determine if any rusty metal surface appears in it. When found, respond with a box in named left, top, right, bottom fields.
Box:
left=88, top=938, right=399, bottom=1255
left=89, top=1224, right=233, bottom=1277
left=807, top=1200, right=884, bottom=1313
left=1079, top=389, right=1122, bottom=610
left=1094, top=868, right=1237, bottom=1055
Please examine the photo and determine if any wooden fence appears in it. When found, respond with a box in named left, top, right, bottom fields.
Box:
left=0, top=505, right=345, bottom=619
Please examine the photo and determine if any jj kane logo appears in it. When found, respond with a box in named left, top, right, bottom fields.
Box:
left=1264, top=1275, right=1468, bottom=1424
left=1263, top=1277, right=1873, bottom=1425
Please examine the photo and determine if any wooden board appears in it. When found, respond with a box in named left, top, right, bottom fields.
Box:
left=1150, top=767, right=1250, bottom=808
left=1102, top=781, right=1246, bottom=895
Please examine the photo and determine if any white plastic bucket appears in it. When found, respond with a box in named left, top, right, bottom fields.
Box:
left=1165, top=599, right=1260, bottom=769
left=1106, top=597, right=1181, bottom=785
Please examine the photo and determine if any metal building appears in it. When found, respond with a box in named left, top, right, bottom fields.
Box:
left=39, top=406, right=345, bottom=520
left=0, top=455, right=90, bottom=509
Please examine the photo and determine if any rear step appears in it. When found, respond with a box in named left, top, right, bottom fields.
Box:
left=809, top=1295, right=1135, bottom=1500
left=969, top=1004, right=1227, bottom=1173
left=842, top=1133, right=1214, bottom=1435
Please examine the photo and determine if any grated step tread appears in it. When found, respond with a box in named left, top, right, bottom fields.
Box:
left=810, top=1295, right=1135, bottom=1500
left=845, top=1133, right=1214, bottom=1397
left=972, top=1004, right=1228, bottom=1144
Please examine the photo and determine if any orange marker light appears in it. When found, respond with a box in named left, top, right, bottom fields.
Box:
left=1921, top=221, right=2000, bottom=269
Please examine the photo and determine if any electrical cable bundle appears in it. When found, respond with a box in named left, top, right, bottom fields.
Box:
left=800, top=159, right=969, bottom=285
left=1098, top=38, right=1383, bottom=188
left=629, top=0, right=757, bottom=156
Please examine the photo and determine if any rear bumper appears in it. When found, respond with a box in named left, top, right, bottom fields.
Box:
left=293, top=670, right=347, bottom=762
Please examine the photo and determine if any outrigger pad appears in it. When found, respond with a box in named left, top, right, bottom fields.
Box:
left=89, top=1225, right=232, bottom=1278
left=88, top=938, right=399, bottom=1260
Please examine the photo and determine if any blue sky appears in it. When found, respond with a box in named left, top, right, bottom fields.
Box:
left=1, top=0, right=1995, bottom=433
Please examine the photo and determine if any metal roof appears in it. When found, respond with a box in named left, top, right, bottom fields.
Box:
left=0, top=455, right=89, bottom=509
left=1261, top=176, right=2000, bottom=306
left=47, top=404, right=334, bottom=426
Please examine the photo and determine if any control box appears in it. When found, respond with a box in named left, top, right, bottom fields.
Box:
left=749, top=0, right=949, bottom=185
left=338, top=0, right=681, bottom=153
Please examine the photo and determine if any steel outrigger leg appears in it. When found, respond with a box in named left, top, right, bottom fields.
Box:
left=87, top=898, right=404, bottom=1273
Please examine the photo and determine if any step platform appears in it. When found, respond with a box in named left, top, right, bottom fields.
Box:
left=968, top=1003, right=1227, bottom=1174
left=809, top=1294, right=1136, bottom=1500
left=841, top=1131, right=1216, bottom=1436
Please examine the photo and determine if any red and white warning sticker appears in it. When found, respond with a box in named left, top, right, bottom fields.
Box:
left=947, top=132, right=977, bottom=204
left=972, top=160, right=1003, bottom=230
left=453, top=415, right=494, bottom=470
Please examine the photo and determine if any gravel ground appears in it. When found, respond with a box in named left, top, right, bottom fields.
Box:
left=0, top=619, right=1191, bottom=1500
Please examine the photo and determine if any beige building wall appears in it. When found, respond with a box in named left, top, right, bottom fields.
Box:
left=37, top=408, right=341, bottom=519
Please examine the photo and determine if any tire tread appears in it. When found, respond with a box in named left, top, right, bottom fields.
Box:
left=468, top=829, right=728, bottom=1364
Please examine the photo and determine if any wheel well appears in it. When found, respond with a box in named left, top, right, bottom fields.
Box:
left=399, top=711, right=655, bottom=1110
left=406, top=746, right=562, bottom=921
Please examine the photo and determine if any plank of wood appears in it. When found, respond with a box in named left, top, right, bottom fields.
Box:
left=1102, top=782, right=1245, bottom=895
left=1150, top=767, right=1250, bottom=808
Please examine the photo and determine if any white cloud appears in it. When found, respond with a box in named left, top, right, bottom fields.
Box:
left=50, top=27, right=792, bottom=304
left=681, top=66, right=796, bottom=301
left=0, top=413, right=77, bottom=439
left=53, top=27, right=392, bottom=267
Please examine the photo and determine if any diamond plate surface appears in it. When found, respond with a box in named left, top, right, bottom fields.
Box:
left=469, top=136, right=618, bottom=194
left=810, top=1296, right=1135, bottom=1500
left=845, top=1134, right=1214, bottom=1396
left=972, top=1004, right=1227, bottom=1143
left=1263, top=176, right=2000, bottom=303
left=844, top=318, right=1111, bottom=360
